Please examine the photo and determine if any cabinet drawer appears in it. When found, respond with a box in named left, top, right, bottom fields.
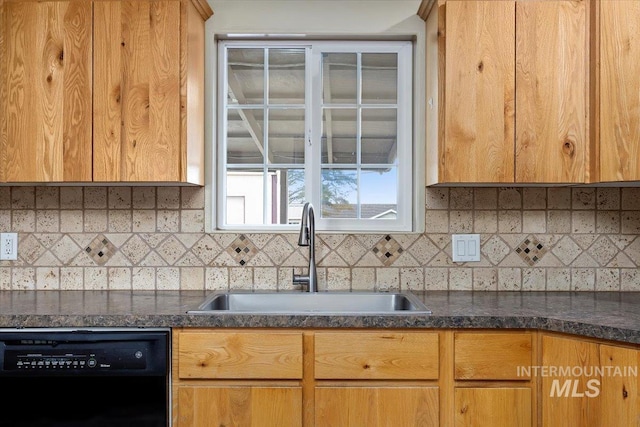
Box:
left=454, top=332, right=532, bottom=380
left=315, top=332, right=439, bottom=380
left=178, top=331, right=303, bottom=379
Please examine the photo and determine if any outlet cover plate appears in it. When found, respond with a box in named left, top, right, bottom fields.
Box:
left=451, top=234, right=480, bottom=262
left=0, top=233, right=18, bottom=261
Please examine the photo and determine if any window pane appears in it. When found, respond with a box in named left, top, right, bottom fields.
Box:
left=361, top=109, right=397, bottom=164
left=322, top=108, right=357, bottom=164
left=268, top=109, right=305, bottom=164
left=321, top=168, right=357, bottom=218
left=227, top=48, right=264, bottom=105
left=361, top=168, right=397, bottom=219
left=322, top=53, right=357, bottom=104
left=226, top=169, right=264, bottom=224
left=227, top=109, right=264, bottom=164
left=362, top=53, right=397, bottom=104
left=269, top=48, right=305, bottom=104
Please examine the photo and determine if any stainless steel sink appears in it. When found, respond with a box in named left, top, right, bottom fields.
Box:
left=187, top=291, right=431, bottom=315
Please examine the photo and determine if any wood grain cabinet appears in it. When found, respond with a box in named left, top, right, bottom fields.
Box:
left=423, top=0, right=589, bottom=184
left=0, top=0, right=211, bottom=183
left=598, top=1, right=640, bottom=182
left=541, top=334, right=640, bottom=427
left=173, top=329, right=304, bottom=427
left=453, top=332, right=534, bottom=427
left=314, top=331, right=440, bottom=427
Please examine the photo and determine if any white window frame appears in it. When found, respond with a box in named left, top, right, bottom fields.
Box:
left=216, top=40, right=413, bottom=232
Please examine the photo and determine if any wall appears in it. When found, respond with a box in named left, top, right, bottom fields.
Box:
left=1, top=186, right=639, bottom=291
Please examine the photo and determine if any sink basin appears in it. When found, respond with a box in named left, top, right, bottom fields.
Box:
left=187, top=291, right=431, bottom=315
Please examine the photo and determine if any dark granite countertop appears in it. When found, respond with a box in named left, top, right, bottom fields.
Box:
left=0, top=291, right=638, bottom=345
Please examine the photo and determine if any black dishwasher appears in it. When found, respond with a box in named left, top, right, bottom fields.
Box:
left=0, top=328, right=170, bottom=427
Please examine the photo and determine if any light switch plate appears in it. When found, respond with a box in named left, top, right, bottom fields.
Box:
left=451, top=234, right=480, bottom=262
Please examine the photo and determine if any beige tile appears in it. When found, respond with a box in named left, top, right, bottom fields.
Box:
left=522, top=268, right=545, bottom=291
left=133, top=210, right=157, bottom=232
left=621, top=269, right=640, bottom=291
left=473, top=268, right=497, bottom=290
left=522, top=211, right=546, bottom=234
left=12, top=268, right=36, bottom=290
left=84, top=267, right=107, bottom=290
left=474, top=210, right=498, bottom=233
left=254, top=267, right=278, bottom=290
left=182, top=187, right=205, bottom=209
left=157, top=236, right=187, bottom=265
left=84, top=187, right=107, bottom=209
left=450, top=188, right=473, bottom=209
left=108, top=187, right=132, bottom=209
left=157, top=210, right=180, bottom=233
left=522, top=188, right=546, bottom=209
left=597, top=188, right=620, bottom=210
left=596, top=268, right=620, bottom=291
left=449, top=210, right=473, bottom=233
left=60, top=210, right=84, bottom=233
left=400, top=267, right=424, bottom=291
left=108, top=267, right=131, bottom=290
left=181, top=210, right=205, bottom=233
left=498, top=210, right=522, bottom=233
left=482, top=236, right=511, bottom=265
left=498, top=188, right=522, bottom=209
left=546, top=268, right=571, bottom=291
left=425, top=187, right=448, bottom=209
left=474, top=188, right=498, bottom=209
left=0, top=210, right=9, bottom=230
left=278, top=267, right=298, bottom=290
left=84, top=210, right=108, bottom=232
left=621, top=188, right=640, bottom=210
left=326, top=267, right=351, bottom=290
left=60, top=187, right=83, bottom=209
left=352, top=267, right=375, bottom=290
left=571, top=268, right=595, bottom=291
left=13, top=210, right=35, bottom=232
left=180, top=267, right=205, bottom=290
left=0, top=188, right=10, bottom=209
left=547, top=210, right=571, bottom=233
left=596, top=211, right=620, bottom=234
left=58, top=267, right=82, bottom=290
left=572, top=188, right=596, bottom=210
left=552, top=236, right=583, bottom=266
left=157, top=267, right=180, bottom=290
left=206, top=267, right=229, bottom=290
left=498, top=267, right=521, bottom=290
left=132, top=187, right=156, bottom=209
left=622, top=212, right=640, bottom=234
left=376, top=267, right=399, bottom=291
left=0, top=268, right=11, bottom=290
left=36, top=210, right=59, bottom=232
left=547, top=188, right=571, bottom=209
left=229, top=267, right=253, bottom=290
left=425, top=210, right=449, bottom=233
left=449, top=268, right=472, bottom=290
left=108, top=210, right=132, bottom=232
left=132, top=267, right=156, bottom=290
left=36, top=187, right=59, bottom=209
left=157, top=187, right=180, bottom=209
left=572, top=211, right=596, bottom=234
left=36, top=267, right=59, bottom=290
left=51, top=236, right=82, bottom=265
left=424, top=267, right=447, bottom=290
left=11, top=187, right=35, bottom=209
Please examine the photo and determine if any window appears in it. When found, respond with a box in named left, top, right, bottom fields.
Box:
left=217, top=40, right=413, bottom=232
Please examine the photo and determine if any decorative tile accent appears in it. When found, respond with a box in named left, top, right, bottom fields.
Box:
left=85, top=234, right=117, bottom=266
left=372, top=235, right=403, bottom=267
left=227, top=234, right=258, bottom=266
left=515, top=236, right=547, bottom=266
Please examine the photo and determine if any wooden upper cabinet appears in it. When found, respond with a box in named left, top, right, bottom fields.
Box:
left=599, top=1, right=640, bottom=182
left=515, top=0, right=588, bottom=183
left=424, top=0, right=589, bottom=184
left=444, top=0, right=515, bottom=183
left=0, top=0, right=93, bottom=182
left=0, top=0, right=211, bottom=184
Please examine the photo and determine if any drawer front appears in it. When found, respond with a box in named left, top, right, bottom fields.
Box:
left=178, top=331, right=303, bottom=379
left=454, top=332, right=532, bottom=380
left=314, top=332, right=439, bottom=380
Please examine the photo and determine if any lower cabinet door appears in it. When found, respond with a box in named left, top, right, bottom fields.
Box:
left=454, top=387, right=531, bottom=427
left=175, top=386, right=302, bottom=427
left=315, top=386, right=439, bottom=426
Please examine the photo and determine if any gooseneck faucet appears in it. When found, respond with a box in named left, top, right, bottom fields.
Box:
left=293, top=202, right=318, bottom=292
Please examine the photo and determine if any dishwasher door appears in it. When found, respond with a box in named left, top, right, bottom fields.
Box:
left=0, top=328, right=170, bottom=427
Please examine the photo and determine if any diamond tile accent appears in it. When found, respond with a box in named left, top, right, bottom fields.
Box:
left=85, top=234, right=117, bottom=266
left=226, top=234, right=259, bottom=266
left=372, top=235, right=403, bottom=267
left=515, top=236, right=547, bottom=266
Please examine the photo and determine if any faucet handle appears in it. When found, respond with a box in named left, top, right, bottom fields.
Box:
left=292, top=268, right=309, bottom=287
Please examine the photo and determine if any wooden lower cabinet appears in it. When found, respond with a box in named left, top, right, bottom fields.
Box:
left=599, top=344, right=640, bottom=427
left=175, top=385, right=302, bottom=427
left=454, top=387, right=531, bottom=427
left=315, top=386, right=439, bottom=426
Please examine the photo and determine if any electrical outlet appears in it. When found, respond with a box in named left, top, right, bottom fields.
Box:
left=0, top=233, right=18, bottom=261
left=451, top=234, right=480, bottom=262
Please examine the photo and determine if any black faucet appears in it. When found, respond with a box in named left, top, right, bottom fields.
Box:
left=293, top=202, right=318, bottom=292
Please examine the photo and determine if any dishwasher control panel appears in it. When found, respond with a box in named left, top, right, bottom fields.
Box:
left=5, top=347, right=146, bottom=371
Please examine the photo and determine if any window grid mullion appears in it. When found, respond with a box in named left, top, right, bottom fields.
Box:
left=356, top=52, right=362, bottom=220
left=263, top=48, right=270, bottom=225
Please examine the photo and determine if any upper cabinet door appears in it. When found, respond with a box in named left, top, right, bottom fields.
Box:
left=0, top=0, right=92, bottom=182
left=515, top=0, right=588, bottom=183
left=444, top=0, right=515, bottom=183
left=599, top=1, right=640, bottom=182
left=93, top=0, right=182, bottom=182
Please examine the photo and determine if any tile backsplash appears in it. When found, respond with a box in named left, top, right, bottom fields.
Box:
left=1, top=186, right=639, bottom=291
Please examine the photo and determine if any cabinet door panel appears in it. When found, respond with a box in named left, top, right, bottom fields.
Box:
left=455, top=387, right=531, bottom=427
left=176, top=386, right=302, bottom=427
left=1, top=0, right=92, bottom=182
left=599, top=1, right=640, bottom=181
left=315, top=387, right=439, bottom=427
left=515, top=0, right=587, bottom=183
left=599, top=344, right=639, bottom=427
left=93, top=0, right=181, bottom=182
left=444, top=0, right=515, bottom=183
left=454, top=332, right=532, bottom=380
